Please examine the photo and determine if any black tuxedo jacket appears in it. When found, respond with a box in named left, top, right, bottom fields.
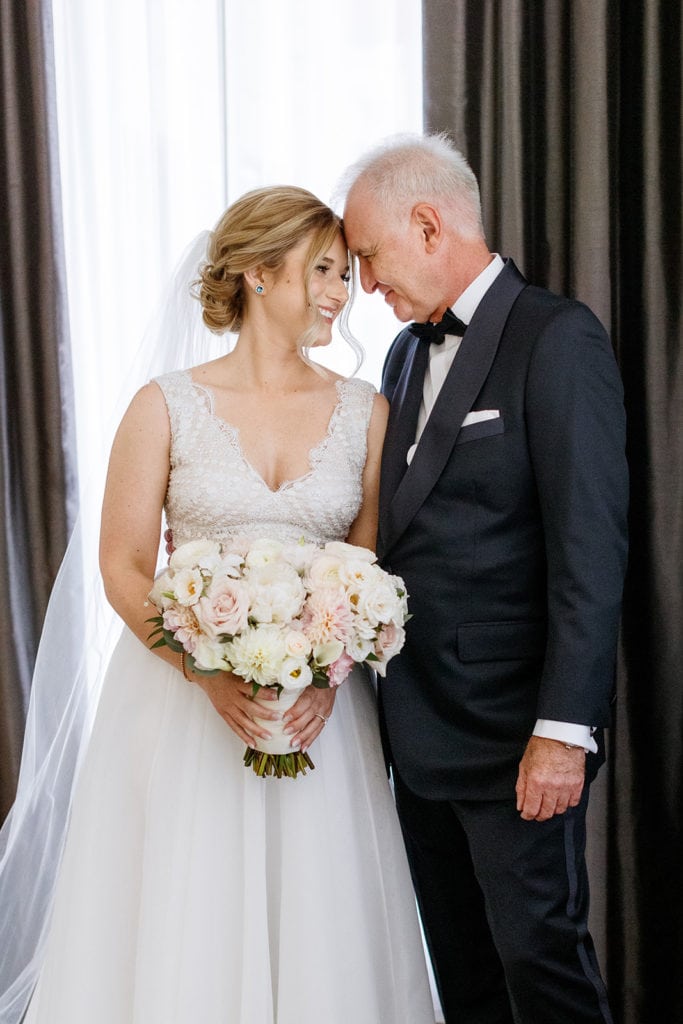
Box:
left=378, top=260, right=629, bottom=800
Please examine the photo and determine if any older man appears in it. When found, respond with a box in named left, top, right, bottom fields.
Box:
left=341, top=135, right=628, bottom=1024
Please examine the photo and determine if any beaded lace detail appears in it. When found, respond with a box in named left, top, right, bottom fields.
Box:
left=154, top=370, right=376, bottom=548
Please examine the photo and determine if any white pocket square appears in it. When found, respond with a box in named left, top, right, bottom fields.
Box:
left=461, top=409, right=500, bottom=427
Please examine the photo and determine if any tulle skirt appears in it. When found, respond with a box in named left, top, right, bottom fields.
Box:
left=23, top=629, right=434, bottom=1023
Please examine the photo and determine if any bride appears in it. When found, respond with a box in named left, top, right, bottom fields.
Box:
left=8, top=185, right=435, bottom=1023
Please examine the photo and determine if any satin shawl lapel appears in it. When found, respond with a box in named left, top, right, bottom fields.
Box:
left=378, top=332, right=429, bottom=540
left=381, top=260, right=527, bottom=555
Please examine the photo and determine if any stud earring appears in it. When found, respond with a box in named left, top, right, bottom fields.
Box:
left=255, top=285, right=264, bottom=294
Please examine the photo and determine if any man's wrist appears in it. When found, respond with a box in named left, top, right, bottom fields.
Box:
left=533, top=719, right=596, bottom=753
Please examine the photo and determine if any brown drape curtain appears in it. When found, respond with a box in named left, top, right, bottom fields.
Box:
left=422, top=1, right=683, bottom=1021
left=0, top=0, right=75, bottom=821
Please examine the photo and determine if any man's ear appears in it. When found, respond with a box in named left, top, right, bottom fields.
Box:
left=412, top=203, right=442, bottom=253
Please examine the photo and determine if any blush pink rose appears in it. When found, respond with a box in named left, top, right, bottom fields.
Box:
left=195, top=578, right=249, bottom=638
left=372, top=622, right=406, bottom=676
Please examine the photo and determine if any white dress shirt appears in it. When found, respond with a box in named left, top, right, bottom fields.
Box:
left=406, top=255, right=596, bottom=754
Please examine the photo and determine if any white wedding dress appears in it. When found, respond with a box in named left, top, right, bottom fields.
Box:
left=23, top=371, right=435, bottom=1024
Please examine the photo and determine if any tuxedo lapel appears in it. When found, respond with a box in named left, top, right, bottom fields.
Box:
left=381, top=260, right=527, bottom=555
left=378, top=332, right=429, bottom=539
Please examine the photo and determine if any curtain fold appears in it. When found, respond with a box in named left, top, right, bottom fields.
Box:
left=616, top=2, right=683, bottom=1020
left=0, top=0, right=75, bottom=821
left=422, top=1, right=682, bottom=1020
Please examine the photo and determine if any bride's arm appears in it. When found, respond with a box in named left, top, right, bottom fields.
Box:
left=99, top=382, right=279, bottom=746
left=99, top=383, right=172, bottom=645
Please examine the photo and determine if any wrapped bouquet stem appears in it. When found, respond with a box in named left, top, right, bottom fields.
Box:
left=147, top=536, right=409, bottom=779
left=244, top=689, right=315, bottom=779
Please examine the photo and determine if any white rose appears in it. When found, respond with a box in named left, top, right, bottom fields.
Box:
left=339, top=558, right=383, bottom=589
left=355, top=576, right=403, bottom=628
left=387, top=575, right=409, bottom=623
left=216, top=552, right=244, bottom=579
left=351, top=616, right=378, bottom=641
left=284, top=630, right=312, bottom=659
left=172, top=566, right=205, bottom=606
left=225, top=623, right=286, bottom=687
left=244, top=538, right=284, bottom=567
left=345, top=633, right=376, bottom=663
left=323, top=541, right=377, bottom=563
left=306, top=553, right=345, bottom=589
left=247, top=561, right=306, bottom=623
left=192, top=634, right=230, bottom=672
left=282, top=539, right=319, bottom=575
left=278, top=657, right=313, bottom=691
left=169, top=538, right=222, bottom=572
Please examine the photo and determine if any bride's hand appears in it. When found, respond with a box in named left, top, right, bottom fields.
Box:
left=282, top=685, right=337, bottom=753
left=190, top=669, right=280, bottom=747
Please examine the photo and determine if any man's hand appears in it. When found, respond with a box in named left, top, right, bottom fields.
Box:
left=515, top=735, right=586, bottom=822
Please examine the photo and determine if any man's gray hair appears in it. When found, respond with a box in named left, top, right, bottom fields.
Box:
left=339, top=133, right=484, bottom=240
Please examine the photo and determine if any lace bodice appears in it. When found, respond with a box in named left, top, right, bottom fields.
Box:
left=154, top=370, right=376, bottom=548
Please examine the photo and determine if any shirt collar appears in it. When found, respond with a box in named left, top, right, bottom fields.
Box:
left=451, top=254, right=505, bottom=326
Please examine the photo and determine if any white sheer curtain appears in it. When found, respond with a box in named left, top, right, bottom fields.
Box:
left=51, top=0, right=423, bottom=499
left=51, top=0, right=227, bottom=508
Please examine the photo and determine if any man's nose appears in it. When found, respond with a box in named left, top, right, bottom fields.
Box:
left=358, top=257, right=377, bottom=294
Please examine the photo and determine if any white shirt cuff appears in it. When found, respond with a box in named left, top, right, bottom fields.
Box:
left=533, top=720, right=598, bottom=754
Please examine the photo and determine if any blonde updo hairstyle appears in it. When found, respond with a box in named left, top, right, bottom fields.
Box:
left=198, top=186, right=360, bottom=359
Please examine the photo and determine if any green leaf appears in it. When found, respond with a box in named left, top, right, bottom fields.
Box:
left=311, top=674, right=331, bottom=690
left=163, top=635, right=185, bottom=654
left=185, top=653, right=220, bottom=676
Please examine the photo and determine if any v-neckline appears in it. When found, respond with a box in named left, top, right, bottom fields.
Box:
left=188, top=373, right=348, bottom=494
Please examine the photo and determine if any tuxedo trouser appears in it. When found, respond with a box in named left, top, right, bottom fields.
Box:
left=393, top=770, right=613, bottom=1024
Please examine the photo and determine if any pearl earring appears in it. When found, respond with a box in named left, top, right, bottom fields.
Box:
left=255, top=285, right=264, bottom=294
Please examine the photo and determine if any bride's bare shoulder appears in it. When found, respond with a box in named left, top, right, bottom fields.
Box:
left=114, top=381, right=172, bottom=441
left=184, top=355, right=232, bottom=385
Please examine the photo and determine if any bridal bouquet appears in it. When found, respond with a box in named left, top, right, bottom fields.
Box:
left=147, top=537, right=408, bottom=779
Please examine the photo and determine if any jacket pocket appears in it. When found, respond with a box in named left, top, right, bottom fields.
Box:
left=456, top=620, right=546, bottom=663
left=455, top=416, right=505, bottom=445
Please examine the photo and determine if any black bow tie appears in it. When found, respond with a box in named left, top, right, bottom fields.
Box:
left=408, top=308, right=468, bottom=344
